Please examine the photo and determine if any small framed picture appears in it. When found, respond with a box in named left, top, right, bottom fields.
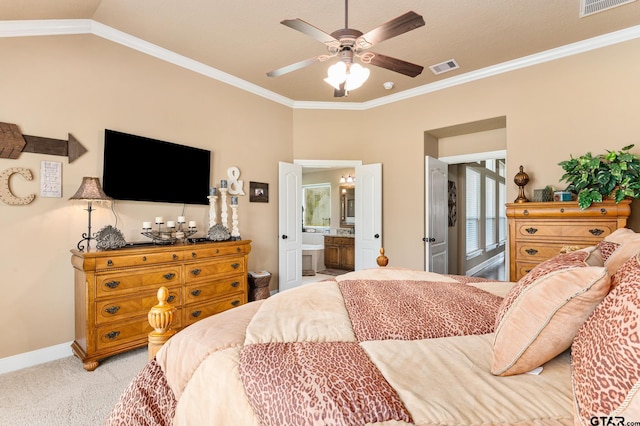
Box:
left=250, top=181, right=269, bottom=203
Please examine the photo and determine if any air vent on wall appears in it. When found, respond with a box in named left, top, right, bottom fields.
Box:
left=429, top=59, right=460, bottom=75
left=580, top=0, right=636, bottom=17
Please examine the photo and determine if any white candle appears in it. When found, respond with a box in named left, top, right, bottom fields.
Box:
left=210, top=187, right=217, bottom=195
left=167, top=221, right=175, bottom=228
left=220, top=180, right=227, bottom=188
left=142, top=221, right=151, bottom=229
left=155, top=216, right=163, bottom=224
left=188, top=221, right=196, bottom=228
left=231, top=196, right=238, bottom=205
left=177, top=216, right=186, bottom=223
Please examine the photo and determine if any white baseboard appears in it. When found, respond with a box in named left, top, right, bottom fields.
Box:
left=0, top=342, right=73, bottom=375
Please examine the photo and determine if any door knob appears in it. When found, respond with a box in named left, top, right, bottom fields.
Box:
left=423, top=237, right=436, bottom=242
left=374, top=234, right=380, bottom=239
left=282, top=234, right=288, bottom=239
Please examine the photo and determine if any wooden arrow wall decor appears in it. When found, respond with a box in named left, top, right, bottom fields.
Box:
left=0, top=121, right=87, bottom=163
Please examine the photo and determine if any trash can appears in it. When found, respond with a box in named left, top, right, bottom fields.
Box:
left=248, top=271, right=271, bottom=301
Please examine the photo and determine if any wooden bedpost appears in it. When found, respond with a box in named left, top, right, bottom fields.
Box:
left=376, top=247, right=389, bottom=267
left=148, top=286, right=177, bottom=361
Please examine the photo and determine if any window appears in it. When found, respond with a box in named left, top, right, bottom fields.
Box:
left=466, top=169, right=481, bottom=256
left=465, top=159, right=506, bottom=258
left=303, top=184, right=331, bottom=227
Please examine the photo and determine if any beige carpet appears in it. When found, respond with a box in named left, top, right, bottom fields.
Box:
left=0, top=347, right=148, bottom=426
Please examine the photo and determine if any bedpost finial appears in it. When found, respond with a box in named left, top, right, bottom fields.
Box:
left=377, top=247, right=389, bottom=267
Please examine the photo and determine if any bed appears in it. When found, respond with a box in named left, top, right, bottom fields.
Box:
left=104, top=229, right=640, bottom=426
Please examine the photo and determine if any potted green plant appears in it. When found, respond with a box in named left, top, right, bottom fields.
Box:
left=558, top=144, right=640, bottom=209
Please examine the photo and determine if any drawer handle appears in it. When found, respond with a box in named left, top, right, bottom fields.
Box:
left=104, top=280, right=120, bottom=289
left=525, top=227, right=538, bottom=234
left=142, top=256, right=147, bottom=261
left=192, top=252, right=197, bottom=258
left=191, top=310, right=201, bottom=318
left=104, top=331, right=120, bottom=340
left=523, top=210, right=529, bottom=216
left=231, top=263, right=240, bottom=269
left=560, top=208, right=565, bottom=213
left=191, top=268, right=201, bottom=276
left=231, top=300, right=240, bottom=306
left=163, top=273, right=176, bottom=280
left=231, top=281, right=240, bottom=288
left=525, top=269, right=531, bottom=273
left=237, top=247, right=241, bottom=252
left=525, top=248, right=538, bottom=255
left=172, top=254, right=179, bottom=260
left=107, top=259, right=114, bottom=267
left=216, top=249, right=220, bottom=253
left=167, top=295, right=176, bottom=303
left=105, top=306, right=120, bottom=315
left=191, top=289, right=201, bottom=297
left=589, top=228, right=605, bottom=236
left=600, top=208, right=607, bottom=215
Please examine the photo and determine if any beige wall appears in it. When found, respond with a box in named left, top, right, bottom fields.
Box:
left=0, top=35, right=292, bottom=358
left=293, top=38, right=640, bottom=270
left=2, top=33, right=640, bottom=359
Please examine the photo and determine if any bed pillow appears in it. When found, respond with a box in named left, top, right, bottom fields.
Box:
left=491, top=249, right=610, bottom=376
left=596, top=227, right=640, bottom=278
left=571, top=252, right=640, bottom=425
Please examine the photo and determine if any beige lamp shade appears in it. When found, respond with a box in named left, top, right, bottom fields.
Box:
left=69, top=177, right=112, bottom=202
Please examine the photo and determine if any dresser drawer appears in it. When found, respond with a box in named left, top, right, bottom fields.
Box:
left=96, top=266, right=181, bottom=298
left=514, top=242, right=592, bottom=261
left=515, top=262, right=540, bottom=280
left=185, top=277, right=245, bottom=304
left=95, top=251, right=183, bottom=270
left=514, top=220, right=617, bottom=241
left=96, top=287, right=181, bottom=325
left=184, top=296, right=245, bottom=326
left=184, top=256, right=245, bottom=282
left=185, top=244, right=250, bottom=261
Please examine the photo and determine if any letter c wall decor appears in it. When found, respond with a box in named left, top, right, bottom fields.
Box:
left=0, top=167, right=35, bottom=205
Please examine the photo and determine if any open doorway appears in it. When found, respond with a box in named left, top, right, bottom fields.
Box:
left=425, top=117, right=507, bottom=281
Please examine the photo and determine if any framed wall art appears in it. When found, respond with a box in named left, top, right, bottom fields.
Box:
left=250, top=181, right=269, bottom=203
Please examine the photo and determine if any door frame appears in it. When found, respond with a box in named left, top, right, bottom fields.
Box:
left=437, top=149, right=507, bottom=276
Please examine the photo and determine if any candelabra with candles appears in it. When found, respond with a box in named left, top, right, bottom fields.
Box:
left=141, top=216, right=196, bottom=244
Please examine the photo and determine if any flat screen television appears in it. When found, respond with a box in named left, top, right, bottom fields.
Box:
left=102, top=129, right=211, bottom=205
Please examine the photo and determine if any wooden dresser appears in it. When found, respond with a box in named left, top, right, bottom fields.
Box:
left=506, top=200, right=630, bottom=281
left=324, top=235, right=355, bottom=271
left=71, top=239, right=250, bottom=370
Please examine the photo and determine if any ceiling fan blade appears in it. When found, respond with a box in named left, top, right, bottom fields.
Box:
left=365, top=52, right=424, bottom=77
left=281, top=18, right=340, bottom=47
left=334, top=82, right=346, bottom=98
left=267, top=56, right=322, bottom=77
left=356, top=11, right=425, bottom=49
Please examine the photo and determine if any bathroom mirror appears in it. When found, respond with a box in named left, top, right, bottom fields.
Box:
left=340, top=186, right=355, bottom=228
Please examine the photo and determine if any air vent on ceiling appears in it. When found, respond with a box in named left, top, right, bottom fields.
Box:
left=429, top=59, right=460, bottom=75
left=580, top=0, right=636, bottom=17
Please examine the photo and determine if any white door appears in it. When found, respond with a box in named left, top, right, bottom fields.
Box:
left=355, top=163, right=382, bottom=270
left=425, top=156, right=448, bottom=273
left=278, top=162, right=302, bottom=292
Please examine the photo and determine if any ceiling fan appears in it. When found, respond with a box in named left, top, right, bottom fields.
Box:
left=266, top=0, right=425, bottom=97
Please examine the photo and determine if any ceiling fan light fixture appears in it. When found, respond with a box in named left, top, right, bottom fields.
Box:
left=324, top=61, right=348, bottom=89
left=344, top=63, right=370, bottom=91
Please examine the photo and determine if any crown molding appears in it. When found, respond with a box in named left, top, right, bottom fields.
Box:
left=1, top=19, right=639, bottom=111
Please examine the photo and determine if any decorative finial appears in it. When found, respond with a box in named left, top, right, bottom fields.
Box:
left=514, top=165, right=530, bottom=203
left=376, top=247, right=389, bottom=267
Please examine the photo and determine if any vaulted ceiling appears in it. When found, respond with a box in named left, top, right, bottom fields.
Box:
left=3, top=0, right=640, bottom=104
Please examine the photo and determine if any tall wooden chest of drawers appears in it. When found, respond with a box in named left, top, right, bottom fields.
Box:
left=506, top=200, right=630, bottom=282
left=71, top=239, right=250, bottom=370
